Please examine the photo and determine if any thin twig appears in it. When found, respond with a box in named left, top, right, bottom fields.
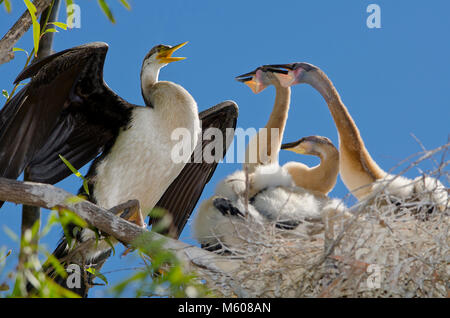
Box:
left=0, top=0, right=52, bottom=65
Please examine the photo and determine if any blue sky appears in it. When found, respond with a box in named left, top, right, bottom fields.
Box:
left=0, top=1, right=449, bottom=297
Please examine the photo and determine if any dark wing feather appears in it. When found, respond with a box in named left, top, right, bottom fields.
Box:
left=0, top=60, right=83, bottom=179
left=153, top=101, right=238, bottom=238
left=0, top=42, right=133, bottom=204
left=27, top=113, right=112, bottom=183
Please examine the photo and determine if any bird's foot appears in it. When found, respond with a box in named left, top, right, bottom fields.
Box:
left=109, top=200, right=146, bottom=258
left=109, top=199, right=146, bottom=228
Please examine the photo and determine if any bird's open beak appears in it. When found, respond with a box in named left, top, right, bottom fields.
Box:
left=235, top=69, right=266, bottom=94
left=281, top=139, right=306, bottom=154
left=235, top=66, right=290, bottom=94
left=157, top=41, right=188, bottom=63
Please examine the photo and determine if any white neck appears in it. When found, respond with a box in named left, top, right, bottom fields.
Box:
left=141, top=62, right=164, bottom=105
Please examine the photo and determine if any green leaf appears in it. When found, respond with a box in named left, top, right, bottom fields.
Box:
left=0, top=249, right=12, bottom=264
left=97, top=0, right=116, bottom=23
left=12, top=47, right=29, bottom=57
left=2, top=89, right=9, bottom=99
left=111, top=271, right=146, bottom=296
left=82, top=180, right=90, bottom=196
left=23, top=0, right=36, bottom=15
left=59, top=208, right=88, bottom=229
left=103, top=237, right=116, bottom=256
left=52, top=207, right=87, bottom=249
left=65, top=0, right=74, bottom=8
left=148, top=207, right=167, bottom=219
left=92, top=227, right=101, bottom=247
left=86, top=268, right=108, bottom=285
left=42, top=28, right=58, bottom=35
left=119, top=0, right=131, bottom=10
left=32, top=22, right=40, bottom=56
left=65, top=0, right=74, bottom=28
left=65, top=195, right=85, bottom=205
left=59, top=154, right=82, bottom=178
left=167, top=265, right=184, bottom=284
left=49, top=21, right=68, bottom=30
left=40, top=28, right=58, bottom=39
left=3, top=0, right=11, bottom=13
left=24, top=0, right=40, bottom=56
left=41, top=211, right=58, bottom=236
left=30, top=219, right=40, bottom=239
left=43, top=252, right=68, bottom=279
left=3, top=226, right=19, bottom=242
left=59, top=154, right=90, bottom=195
left=44, top=278, right=81, bottom=298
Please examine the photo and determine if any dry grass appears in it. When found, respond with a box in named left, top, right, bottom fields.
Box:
left=201, top=143, right=449, bottom=298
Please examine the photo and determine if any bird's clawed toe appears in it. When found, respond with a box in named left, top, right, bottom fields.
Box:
left=110, top=199, right=145, bottom=228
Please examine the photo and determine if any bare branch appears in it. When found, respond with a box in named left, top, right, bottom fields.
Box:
left=0, top=0, right=52, bottom=65
left=0, top=177, right=240, bottom=283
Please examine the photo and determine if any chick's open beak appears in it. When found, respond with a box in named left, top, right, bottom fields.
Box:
left=236, top=69, right=265, bottom=94
left=157, top=41, right=188, bottom=63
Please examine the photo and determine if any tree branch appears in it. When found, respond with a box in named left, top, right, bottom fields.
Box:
left=0, top=177, right=240, bottom=284
left=0, top=0, right=52, bottom=65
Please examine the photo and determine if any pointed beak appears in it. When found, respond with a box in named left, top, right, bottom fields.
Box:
left=235, top=68, right=263, bottom=94
left=235, top=68, right=258, bottom=81
left=235, top=66, right=290, bottom=94
left=235, top=66, right=289, bottom=80
left=157, top=41, right=188, bottom=63
left=281, top=139, right=306, bottom=154
left=236, top=74, right=265, bottom=94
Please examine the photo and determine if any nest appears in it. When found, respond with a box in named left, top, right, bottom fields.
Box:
left=199, top=153, right=449, bottom=298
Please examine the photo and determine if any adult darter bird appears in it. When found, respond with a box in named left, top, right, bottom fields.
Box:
left=0, top=41, right=238, bottom=296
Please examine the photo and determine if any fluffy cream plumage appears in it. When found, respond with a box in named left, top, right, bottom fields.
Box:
left=193, top=163, right=349, bottom=251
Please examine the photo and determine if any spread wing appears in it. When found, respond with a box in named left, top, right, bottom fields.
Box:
left=0, top=42, right=133, bottom=206
left=153, top=101, right=238, bottom=238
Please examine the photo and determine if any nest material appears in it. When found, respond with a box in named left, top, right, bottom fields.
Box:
left=200, top=174, right=449, bottom=298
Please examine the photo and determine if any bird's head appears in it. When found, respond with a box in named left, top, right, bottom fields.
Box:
left=143, top=42, right=187, bottom=67
left=281, top=135, right=336, bottom=157
left=141, top=42, right=187, bottom=85
left=235, top=65, right=292, bottom=94
left=264, top=63, right=319, bottom=88
left=140, top=42, right=187, bottom=105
